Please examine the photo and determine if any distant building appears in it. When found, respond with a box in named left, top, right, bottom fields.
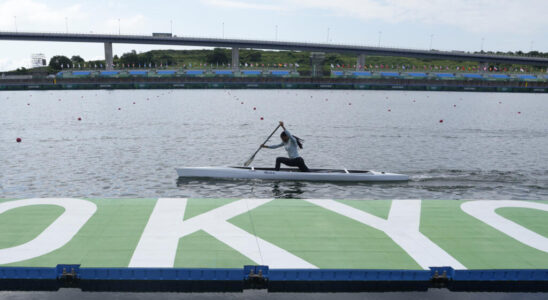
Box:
left=31, top=54, right=47, bottom=68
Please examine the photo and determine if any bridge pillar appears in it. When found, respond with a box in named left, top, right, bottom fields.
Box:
left=104, top=42, right=113, bottom=70
left=310, top=52, right=325, bottom=77
left=357, top=54, right=366, bottom=70
left=232, top=47, right=240, bottom=73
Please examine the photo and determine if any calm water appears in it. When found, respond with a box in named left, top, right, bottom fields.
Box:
left=1, top=89, right=547, bottom=199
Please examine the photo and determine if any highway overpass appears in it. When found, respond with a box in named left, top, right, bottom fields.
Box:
left=2, top=31, right=548, bottom=72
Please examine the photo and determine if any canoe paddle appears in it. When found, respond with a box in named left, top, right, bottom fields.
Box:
left=244, top=124, right=281, bottom=167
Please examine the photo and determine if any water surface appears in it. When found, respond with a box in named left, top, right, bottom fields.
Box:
left=1, top=89, right=547, bottom=199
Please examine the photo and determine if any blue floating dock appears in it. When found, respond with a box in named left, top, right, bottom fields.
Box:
left=1, top=265, right=547, bottom=292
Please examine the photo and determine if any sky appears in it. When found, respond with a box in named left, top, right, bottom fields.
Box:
left=1, top=0, right=547, bottom=71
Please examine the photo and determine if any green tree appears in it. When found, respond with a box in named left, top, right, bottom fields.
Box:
left=120, top=50, right=139, bottom=65
left=158, top=54, right=174, bottom=65
left=49, top=55, right=72, bottom=70
left=71, top=55, right=85, bottom=64
left=206, top=48, right=229, bottom=64
left=246, top=50, right=262, bottom=62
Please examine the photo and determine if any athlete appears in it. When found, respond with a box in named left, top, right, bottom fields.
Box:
left=262, top=121, right=310, bottom=172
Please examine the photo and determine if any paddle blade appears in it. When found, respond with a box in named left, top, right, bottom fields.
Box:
left=243, top=154, right=255, bottom=167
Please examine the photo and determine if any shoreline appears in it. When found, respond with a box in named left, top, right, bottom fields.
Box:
left=1, top=77, right=547, bottom=93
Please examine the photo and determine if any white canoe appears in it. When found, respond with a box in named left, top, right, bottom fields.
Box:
left=176, top=166, right=409, bottom=182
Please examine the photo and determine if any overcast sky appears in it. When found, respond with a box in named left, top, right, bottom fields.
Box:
left=1, top=0, right=547, bottom=71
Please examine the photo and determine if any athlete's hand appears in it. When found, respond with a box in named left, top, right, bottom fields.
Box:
left=279, top=121, right=284, bottom=127
left=261, top=144, right=267, bottom=148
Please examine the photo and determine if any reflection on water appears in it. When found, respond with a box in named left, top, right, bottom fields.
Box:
left=176, top=177, right=409, bottom=199
left=271, top=181, right=306, bottom=198
left=177, top=178, right=307, bottom=198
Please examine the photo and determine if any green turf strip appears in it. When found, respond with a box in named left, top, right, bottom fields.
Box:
left=420, top=200, right=548, bottom=269
left=229, top=199, right=421, bottom=269
left=496, top=206, right=548, bottom=238
left=336, top=199, right=392, bottom=219
left=2, top=198, right=156, bottom=267
left=183, top=198, right=238, bottom=220
left=0, top=205, right=64, bottom=249
left=174, top=230, right=255, bottom=268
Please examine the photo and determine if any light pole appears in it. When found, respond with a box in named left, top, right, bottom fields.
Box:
left=530, top=40, right=534, bottom=52
left=65, top=17, right=68, bottom=33
left=222, top=22, right=224, bottom=38
left=429, top=34, right=434, bottom=50
left=378, top=31, right=382, bottom=47
left=118, top=18, right=120, bottom=35
left=14, top=16, right=17, bottom=32
left=327, top=27, right=330, bottom=43
left=481, top=37, right=485, bottom=52
left=170, top=20, right=173, bottom=35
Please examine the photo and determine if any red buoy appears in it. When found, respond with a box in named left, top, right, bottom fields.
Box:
left=453, top=104, right=456, bottom=107
left=388, top=109, right=391, bottom=112
left=260, top=117, right=264, bottom=120
left=16, top=137, right=21, bottom=143
left=253, top=107, right=256, bottom=110
left=77, top=117, right=82, bottom=121
left=241, top=102, right=244, bottom=104
left=118, top=108, right=121, bottom=110
left=27, top=103, right=30, bottom=106
left=348, top=102, right=352, bottom=105
left=439, top=119, right=444, bottom=123
left=517, top=111, right=521, bottom=114
left=133, top=102, right=136, bottom=104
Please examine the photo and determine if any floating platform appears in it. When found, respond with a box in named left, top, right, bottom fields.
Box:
left=0, top=198, right=547, bottom=292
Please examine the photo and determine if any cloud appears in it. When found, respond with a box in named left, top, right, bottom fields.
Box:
left=296, top=0, right=548, bottom=34
left=0, top=57, right=29, bottom=71
left=200, top=0, right=285, bottom=11
left=101, top=15, right=148, bottom=35
left=201, top=0, right=548, bottom=34
left=0, top=0, right=85, bottom=32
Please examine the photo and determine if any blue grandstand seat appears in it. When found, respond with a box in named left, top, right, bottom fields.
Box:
left=407, top=72, right=426, bottom=77
left=129, top=70, right=148, bottom=75
left=157, top=70, right=176, bottom=75
left=352, top=71, right=371, bottom=76
left=518, top=75, right=537, bottom=80
left=380, top=72, right=400, bottom=77
left=436, top=73, right=455, bottom=78
left=271, top=70, right=290, bottom=76
left=73, top=71, right=91, bottom=76
left=214, top=70, right=233, bottom=75
left=490, top=74, right=509, bottom=79
left=545, top=75, right=548, bottom=79
left=463, top=73, right=483, bottom=78
left=186, top=70, right=203, bottom=75
left=100, top=71, right=119, bottom=76
left=331, top=71, right=343, bottom=76
left=243, top=70, right=261, bottom=75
